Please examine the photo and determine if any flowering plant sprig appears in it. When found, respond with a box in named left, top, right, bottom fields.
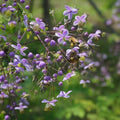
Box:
left=0, top=1, right=102, bottom=119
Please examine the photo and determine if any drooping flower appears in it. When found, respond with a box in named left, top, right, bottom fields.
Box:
left=63, top=5, right=78, bottom=20
left=55, top=29, right=70, bottom=44
left=57, top=90, right=72, bottom=98
left=73, top=13, right=87, bottom=26
left=11, top=44, right=28, bottom=56
left=41, top=99, right=57, bottom=106
left=63, top=71, right=76, bottom=81
left=15, top=102, right=28, bottom=112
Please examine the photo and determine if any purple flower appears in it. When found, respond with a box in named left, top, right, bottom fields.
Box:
left=4, top=115, right=10, bottom=120
left=58, top=82, right=63, bottom=86
left=2, top=3, right=6, bottom=7
left=1, top=6, right=16, bottom=13
left=24, top=15, right=28, bottom=28
left=0, top=50, right=5, bottom=57
left=66, top=47, right=79, bottom=59
left=63, top=71, right=76, bottom=81
left=39, top=61, right=46, bottom=68
left=41, top=99, right=57, bottom=106
left=28, top=52, right=33, bottom=58
left=78, top=53, right=88, bottom=57
left=15, top=102, right=28, bottom=112
left=50, top=40, right=56, bottom=46
left=44, top=38, right=50, bottom=43
left=53, top=25, right=65, bottom=31
left=84, top=62, right=94, bottom=69
left=0, top=75, right=5, bottom=82
left=58, top=70, right=63, bottom=76
left=63, top=5, right=78, bottom=20
left=115, top=0, right=120, bottom=7
left=7, top=6, right=16, bottom=12
left=9, top=55, right=33, bottom=71
left=20, top=0, right=25, bottom=3
left=25, top=5, right=30, bottom=10
left=106, top=19, right=112, bottom=26
left=9, top=51, right=15, bottom=58
left=80, top=80, right=90, bottom=84
left=87, top=39, right=96, bottom=46
left=88, top=30, right=101, bottom=39
left=8, top=21, right=16, bottom=27
left=55, top=29, right=70, bottom=44
left=11, top=44, right=28, bottom=56
left=0, top=84, right=10, bottom=89
left=53, top=73, right=57, bottom=78
left=73, top=14, right=87, bottom=26
left=13, top=2, right=17, bottom=6
left=21, top=58, right=33, bottom=71
left=30, top=18, right=45, bottom=31
left=84, top=62, right=99, bottom=70
left=1, top=7, right=7, bottom=13
left=57, top=90, right=72, bottom=98
left=0, top=92, right=8, bottom=98
left=0, top=35, right=7, bottom=41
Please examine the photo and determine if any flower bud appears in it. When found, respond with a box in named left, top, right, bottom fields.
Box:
left=9, top=52, right=15, bottom=58
left=28, top=52, right=33, bottom=58
left=50, top=40, right=56, bottom=46
left=0, top=50, right=5, bottom=57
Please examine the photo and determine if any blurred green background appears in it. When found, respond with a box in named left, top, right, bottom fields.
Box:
left=1, top=0, right=120, bottom=120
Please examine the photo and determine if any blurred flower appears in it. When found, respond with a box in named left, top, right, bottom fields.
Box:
left=57, top=90, right=72, bottom=98
left=41, top=99, right=57, bottom=106
left=63, top=5, right=78, bottom=20
left=63, top=71, right=76, bottom=81
left=0, top=50, right=5, bottom=57
left=24, top=15, right=28, bottom=28
left=30, top=18, right=45, bottom=31
left=0, top=35, right=6, bottom=41
left=66, top=47, right=79, bottom=59
left=73, top=13, right=87, bottom=26
left=8, top=21, right=16, bottom=27
left=87, top=39, right=96, bottom=46
left=4, top=115, right=10, bottom=120
left=80, top=80, right=90, bottom=84
left=11, top=44, right=28, bottom=56
left=0, top=92, right=8, bottom=98
left=53, top=25, right=65, bottom=31
left=88, top=30, right=101, bottom=40
left=1, top=6, right=16, bottom=13
left=106, top=19, right=112, bottom=26
left=15, top=102, right=27, bottom=112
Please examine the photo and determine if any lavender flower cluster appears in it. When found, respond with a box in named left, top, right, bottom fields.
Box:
left=0, top=1, right=102, bottom=119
